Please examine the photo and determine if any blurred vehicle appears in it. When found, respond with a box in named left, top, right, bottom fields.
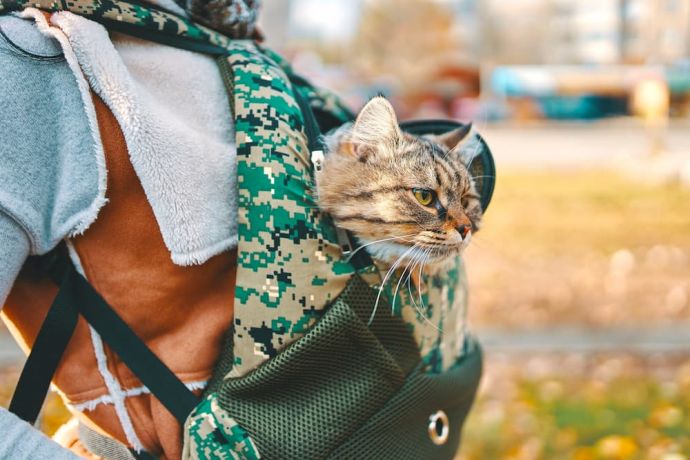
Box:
left=491, top=65, right=689, bottom=120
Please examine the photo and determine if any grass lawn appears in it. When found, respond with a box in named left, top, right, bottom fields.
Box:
left=458, top=353, right=690, bottom=460
left=473, top=170, right=690, bottom=256
left=458, top=168, right=690, bottom=459
left=465, top=169, right=690, bottom=328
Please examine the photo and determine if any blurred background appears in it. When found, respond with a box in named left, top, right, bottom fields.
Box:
left=0, top=1, right=688, bottom=459
left=258, top=1, right=690, bottom=459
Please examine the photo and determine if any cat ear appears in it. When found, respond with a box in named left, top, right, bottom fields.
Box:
left=436, top=124, right=473, bottom=153
left=349, top=97, right=401, bottom=159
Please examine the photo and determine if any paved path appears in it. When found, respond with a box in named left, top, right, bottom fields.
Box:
left=479, top=119, right=690, bottom=170
left=478, top=325, right=690, bottom=353
left=3, top=324, right=690, bottom=368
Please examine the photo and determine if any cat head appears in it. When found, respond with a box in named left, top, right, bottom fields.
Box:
left=316, top=96, right=483, bottom=264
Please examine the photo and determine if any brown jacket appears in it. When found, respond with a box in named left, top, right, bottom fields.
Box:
left=3, top=94, right=236, bottom=459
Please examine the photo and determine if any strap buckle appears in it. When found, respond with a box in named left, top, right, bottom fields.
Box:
left=335, top=226, right=354, bottom=257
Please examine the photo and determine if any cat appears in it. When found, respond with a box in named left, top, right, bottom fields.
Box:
left=315, top=96, right=483, bottom=267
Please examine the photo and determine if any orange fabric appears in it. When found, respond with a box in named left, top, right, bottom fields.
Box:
left=2, top=94, right=236, bottom=459
left=53, top=418, right=103, bottom=460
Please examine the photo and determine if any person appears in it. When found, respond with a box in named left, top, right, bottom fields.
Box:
left=0, top=0, right=260, bottom=457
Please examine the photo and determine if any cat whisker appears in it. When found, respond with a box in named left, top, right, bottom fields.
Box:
left=369, top=244, right=417, bottom=325
left=418, top=247, right=431, bottom=309
left=465, top=238, right=486, bottom=250
left=391, top=243, right=421, bottom=315
left=462, top=133, right=485, bottom=167
left=401, top=252, right=440, bottom=331
left=405, top=261, right=417, bottom=308
left=408, top=249, right=444, bottom=333
left=464, top=234, right=492, bottom=252
left=403, top=253, right=426, bottom=314
left=371, top=249, right=410, bottom=322
left=405, top=252, right=424, bottom=311
left=345, top=233, right=416, bottom=262
left=415, top=307, right=443, bottom=333
left=390, top=263, right=410, bottom=315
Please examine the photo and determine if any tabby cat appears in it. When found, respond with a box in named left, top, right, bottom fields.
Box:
left=316, top=97, right=483, bottom=267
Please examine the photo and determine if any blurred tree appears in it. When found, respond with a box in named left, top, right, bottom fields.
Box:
left=479, top=0, right=551, bottom=65
left=350, top=0, right=466, bottom=94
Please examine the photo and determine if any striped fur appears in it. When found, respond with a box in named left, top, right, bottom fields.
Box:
left=317, top=97, right=483, bottom=264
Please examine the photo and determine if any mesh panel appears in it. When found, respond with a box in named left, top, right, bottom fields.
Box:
left=213, top=275, right=482, bottom=459
left=330, top=347, right=482, bottom=459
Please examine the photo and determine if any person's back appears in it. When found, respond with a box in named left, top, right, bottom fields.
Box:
left=0, top=2, right=259, bottom=456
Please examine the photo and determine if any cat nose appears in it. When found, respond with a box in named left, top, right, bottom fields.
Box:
left=455, top=225, right=470, bottom=238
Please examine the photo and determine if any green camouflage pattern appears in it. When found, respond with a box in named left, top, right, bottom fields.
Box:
left=185, top=40, right=472, bottom=458
left=379, top=258, right=470, bottom=373
left=184, top=394, right=261, bottom=460
left=255, top=47, right=469, bottom=373
left=183, top=42, right=365, bottom=459
left=222, top=41, right=469, bottom=377
left=0, top=0, right=235, bottom=53
left=220, top=41, right=360, bottom=377
left=260, top=47, right=355, bottom=126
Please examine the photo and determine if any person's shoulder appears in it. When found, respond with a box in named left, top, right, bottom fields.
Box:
left=0, top=14, right=103, bottom=256
left=0, top=14, right=63, bottom=60
left=0, top=14, right=71, bottom=112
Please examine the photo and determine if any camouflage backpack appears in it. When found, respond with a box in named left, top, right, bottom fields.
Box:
left=2, top=1, right=495, bottom=458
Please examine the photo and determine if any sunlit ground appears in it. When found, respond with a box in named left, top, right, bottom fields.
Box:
left=0, top=366, right=69, bottom=437
left=466, top=170, right=690, bottom=328
left=459, top=168, right=690, bottom=459
left=459, top=352, right=690, bottom=460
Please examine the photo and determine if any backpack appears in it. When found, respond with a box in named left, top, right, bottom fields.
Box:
left=4, top=5, right=495, bottom=459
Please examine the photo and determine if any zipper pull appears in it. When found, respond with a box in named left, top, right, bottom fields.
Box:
left=311, top=150, right=324, bottom=172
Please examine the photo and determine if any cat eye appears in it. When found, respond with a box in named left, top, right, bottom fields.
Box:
left=412, top=188, right=436, bottom=206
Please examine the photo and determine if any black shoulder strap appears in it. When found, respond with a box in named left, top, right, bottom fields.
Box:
left=9, top=257, right=78, bottom=423
left=10, top=245, right=199, bottom=426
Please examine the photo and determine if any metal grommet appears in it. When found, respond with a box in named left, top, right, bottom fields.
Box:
left=428, top=410, right=449, bottom=446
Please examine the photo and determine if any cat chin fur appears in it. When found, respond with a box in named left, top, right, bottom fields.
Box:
left=360, top=235, right=471, bottom=266
left=361, top=240, right=452, bottom=265
left=361, top=240, right=425, bottom=263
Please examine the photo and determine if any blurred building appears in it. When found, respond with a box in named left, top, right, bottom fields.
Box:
left=260, top=0, right=690, bottom=119
left=623, top=0, right=690, bottom=64
left=257, top=0, right=290, bottom=46
left=547, top=0, right=623, bottom=64
left=263, top=0, right=690, bottom=68
left=546, top=0, right=690, bottom=65
left=478, top=0, right=552, bottom=64
left=260, top=0, right=362, bottom=48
